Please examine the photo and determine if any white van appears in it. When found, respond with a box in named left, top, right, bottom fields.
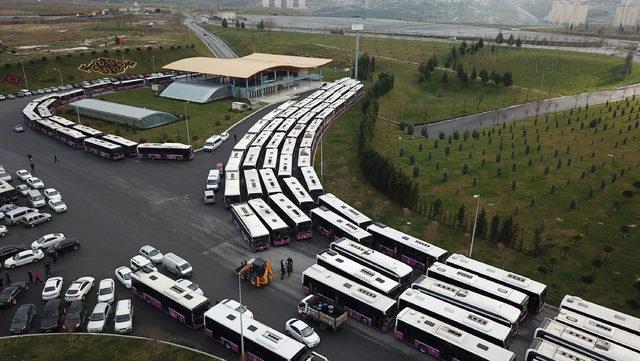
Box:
left=162, top=253, right=193, bottom=277
left=114, top=299, right=133, bottom=334
left=28, top=190, right=46, bottom=208
left=206, top=169, right=220, bottom=190
left=203, top=135, right=222, bottom=152
left=203, top=190, right=216, bottom=205
left=5, top=207, right=38, bottom=225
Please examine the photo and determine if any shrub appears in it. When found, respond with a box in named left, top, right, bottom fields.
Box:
left=622, top=190, right=634, bottom=198
left=409, top=153, right=416, bottom=165
left=413, top=165, right=420, bottom=177
left=511, top=178, right=517, bottom=190
left=443, top=170, right=449, bottom=182
left=138, top=138, right=148, bottom=143
left=600, top=179, right=606, bottom=190
left=445, top=145, right=451, bottom=156
left=399, top=147, right=405, bottom=157
left=570, top=197, right=577, bottom=209
left=550, top=184, right=556, bottom=194
left=462, top=163, right=469, bottom=174
left=214, top=120, right=221, bottom=126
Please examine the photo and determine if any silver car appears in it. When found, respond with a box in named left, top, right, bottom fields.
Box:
left=87, top=302, right=111, bottom=333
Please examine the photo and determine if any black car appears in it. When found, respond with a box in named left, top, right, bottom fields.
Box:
left=47, top=238, right=80, bottom=256
left=0, top=281, right=29, bottom=308
left=10, top=303, right=36, bottom=334
left=63, top=300, right=86, bottom=332
left=40, top=299, right=65, bottom=332
left=0, top=245, right=28, bottom=264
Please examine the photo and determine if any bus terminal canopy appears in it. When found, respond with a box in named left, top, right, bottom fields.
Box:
left=163, top=53, right=333, bottom=79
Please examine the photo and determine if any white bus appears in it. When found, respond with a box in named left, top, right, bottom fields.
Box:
left=526, top=338, right=597, bottom=361
left=278, top=154, right=293, bottom=179
left=555, top=309, right=640, bottom=353
left=263, top=118, right=284, bottom=133
left=367, top=222, right=448, bottom=271
left=318, top=193, right=371, bottom=228
left=446, top=253, right=547, bottom=314
left=277, top=118, right=297, bottom=134
left=73, top=123, right=103, bottom=138
left=299, top=131, right=314, bottom=149
left=244, top=168, right=263, bottom=200
left=297, top=147, right=311, bottom=168
left=242, top=146, right=261, bottom=170
left=300, top=166, right=323, bottom=201
left=302, top=264, right=397, bottom=332
left=427, top=262, right=529, bottom=320
left=259, top=168, right=282, bottom=195
left=55, top=127, right=86, bottom=149
left=137, top=143, right=194, bottom=161
left=226, top=150, right=244, bottom=173
left=84, top=137, right=125, bottom=160
left=269, top=193, right=312, bottom=240
left=395, top=307, right=516, bottom=361
left=278, top=107, right=298, bottom=119
left=248, top=198, right=290, bottom=246
left=224, top=171, right=241, bottom=208
left=398, top=289, right=516, bottom=348
left=233, top=133, right=256, bottom=151
left=317, top=250, right=402, bottom=299
left=230, top=203, right=270, bottom=251
left=560, top=295, right=640, bottom=337
left=131, top=269, right=210, bottom=329
left=329, top=238, right=413, bottom=288
left=287, top=124, right=305, bottom=140
left=250, top=130, right=271, bottom=148
left=262, top=148, right=278, bottom=170
left=102, top=134, right=139, bottom=157
left=247, top=118, right=271, bottom=135
left=204, top=302, right=307, bottom=361
left=282, top=177, right=314, bottom=213
left=49, top=115, right=76, bottom=127
left=266, top=131, right=286, bottom=149
left=281, top=138, right=296, bottom=156
left=411, top=275, right=521, bottom=328
left=534, top=318, right=639, bottom=361
left=310, top=207, right=372, bottom=244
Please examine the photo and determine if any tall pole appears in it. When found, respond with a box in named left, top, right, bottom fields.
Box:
left=152, top=55, right=156, bottom=73
left=354, top=31, right=360, bottom=80
left=320, top=117, right=324, bottom=183
left=76, top=105, right=82, bottom=125
left=238, top=273, right=245, bottom=361
left=184, top=102, right=191, bottom=145
left=469, top=194, right=481, bottom=258
left=53, top=68, right=64, bottom=87
left=20, top=60, right=29, bottom=89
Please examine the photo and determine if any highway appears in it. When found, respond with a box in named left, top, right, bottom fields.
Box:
left=185, top=18, right=238, bottom=59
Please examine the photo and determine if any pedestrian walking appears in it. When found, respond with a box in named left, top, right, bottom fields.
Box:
left=234, top=133, right=237, bottom=143
left=27, top=270, right=33, bottom=284
left=44, top=260, right=51, bottom=276
left=54, top=155, right=59, bottom=163
left=286, top=257, right=293, bottom=277
left=34, top=271, right=41, bottom=284
left=27, top=153, right=32, bottom=162
left=30, top=163, right=35, bottom=173
left=280, top=259, right=286, bottom=280
left=51, top=252, right=58, bottom=263
left=5, top=271, right=11, bottom=285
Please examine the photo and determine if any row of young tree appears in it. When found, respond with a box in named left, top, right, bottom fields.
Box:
left=355, top=53, right=376, bottom=81
left=495, top=31, right=523, bottom=47
left=221, top=19, right=245, bottom=28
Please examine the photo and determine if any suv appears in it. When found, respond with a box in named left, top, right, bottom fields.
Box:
left=114, top=299, right=133, bottom=334
left=21, top=213, right=52, bottom=228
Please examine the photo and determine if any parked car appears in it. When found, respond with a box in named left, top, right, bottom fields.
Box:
left=17, top=184, right=30, bottom=196
left=114, top=299, right=133, bottom=334
left=115, top=266, right=132, bottom=288
left=47, top=238, right=80, bottom=256
left=177, top=278, right=203, bottom=295
left=97, top=278, right=115, bottom=304
left=130, top=255, right=157, bottom=272
left=203, top=190, right=216, bottom=204
left=285, top=318, right=320, bottom=348
left=0, top=281, right=29, bottom=308
left=27, top=190, right=46, bottom=208
left=0, top=245, right=27, bottom=263
left=9, top=303, right=36, bottom=335
left=42, top=276, right=64, bottom=300
left=26, top=177, right=44, bottom=189
left=138, top=245, right=163, bottom=264
left=32, top=233, right=65, bottom=250
left=220, top=132, right=229, bottom=141
left=4, top=249, right=44, bottom=268
left=13, top=125, right=24, bottom=132
left=21, top=212, right=51, bottom=227
left=0, top=204, right=18, bottom=213
left=161, top=253, right=192, bottom=277
left=0, top=225, right=6, bottom=237
left=48, top=199, right=67, bottom=213
left=63, top=300, right=86, bottom=332
left=16, top=169, right=31, bottom=181
left=64, top=277, right=95, bottom=302
left=86, top=302, right=111, bottom=333
left=43, top=188, right=62, bottom=202
left=40, top=299, right=65, bottom=332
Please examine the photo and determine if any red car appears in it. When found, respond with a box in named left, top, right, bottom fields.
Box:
left=217, top=162, right=224, bottom=177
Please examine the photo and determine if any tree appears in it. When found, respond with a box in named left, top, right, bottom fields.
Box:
left=569, top=197, right=577, bottom=209
left=515, top=37, right=522, bottom=47
left=241, top=22, right=245, bottom=28
left=479, top=69, right=489, bottom=83
left=491, top=71, right=502, bottom=85
left=234, top=19, right=240, bottom=27
left=532, top=223, right=544, bottom=256
left=442, top=71, right=448, bottom=84
left=581, top=274, right=595, bottom=290
left=257, top=19, right=265, bottom=29
left=498, top=215, right=515, bottom=246
left=623, top=51, right=634, bottom=78
left=476, top=207, right=487, bottom=238
left=502, top=71, right=513, bottom=87
left=221, top=18, right=228, bottom=28
left=591, top=258, right=603, bottom=275
left=507, top=34, right=514, bottom=46
left=470, top=67, right=477, bottom=81
left=489, top=214, right=501, bottom=241
left=496, top=31, right=504, bottom=44
left=413, top=165, right=420, bottom=177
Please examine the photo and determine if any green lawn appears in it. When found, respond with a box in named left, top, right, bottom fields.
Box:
left=0, top=334, right=220, bottom=361
left=59, top=88, right=250, bottom=148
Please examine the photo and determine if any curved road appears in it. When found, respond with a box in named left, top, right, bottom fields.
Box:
left=185, top=18, right=238, bottom=59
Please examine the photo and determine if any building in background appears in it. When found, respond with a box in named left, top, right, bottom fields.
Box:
left=548, top=0, right=589, bottom=25
left=262, top=0, right=306, bottom=9
left=613, top=0, right=640, bottom=27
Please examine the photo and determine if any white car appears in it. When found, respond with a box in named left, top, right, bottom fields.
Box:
left=220, top=132, right=229, bottom=141
left=0, top=225, right=7, bottom=237
left=42, top=276, right=64, bottom=300
left=31, top=233, right=65, bottom=250
left=87, top=302, right=111, bottom=333
left=17, top=184, right=30, bottom=196
left=4, top=249, right=45, bottom=268
left=26, top=177, right=44, bottom=189
left=130, top=255, right=157, bottom=272
left=114, top=299, right=133, bottom=334
left=0, top=204, right=17, bottom=213
left=138, top=245, right=163, bottom=264
left=16, top=169, right=31, bottom=181
left=177, top=278, right=203, bottom=295
left=48, top=199, right=67, bottom=213
left=43, top=188, right=62, bottom=202
left=285, top=318, right=320, bottom=348
left=65, top=277, right=95, bottom=302
left=115, top=266, right=132, bottom=289
left=97, top=278, right=115, bottom=304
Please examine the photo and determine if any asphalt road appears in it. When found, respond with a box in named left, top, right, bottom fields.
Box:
left=185, top=18, right=238, bottom=59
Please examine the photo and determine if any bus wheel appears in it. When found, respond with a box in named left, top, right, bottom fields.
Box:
left=361, top=318, right=368, bottom=325
left=418, top=345, right=427, bottom=353
left=224, top=341, right=231, bottom=349
left=319, top=323, right=326, bottom=330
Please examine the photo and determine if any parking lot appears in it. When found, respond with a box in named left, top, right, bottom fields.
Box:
left=0, top=96, right=551, bottom=360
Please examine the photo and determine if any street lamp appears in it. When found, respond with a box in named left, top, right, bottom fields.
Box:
left=236, top=270, right=245, bottom=361
left=20, top=60, right=29, bottom=89
left=184, top=101, right=191, bottom=145
left=469, top=194, right=481, bottom=258
left=352, top=24, right=363, bottom=80
left=52, top=67, right=64, bottom=87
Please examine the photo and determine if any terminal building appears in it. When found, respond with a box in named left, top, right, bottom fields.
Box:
left=161, top=53, right=331, bottom=103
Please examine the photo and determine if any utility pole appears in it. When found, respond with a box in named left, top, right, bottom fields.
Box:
left=237, top=271, right=245, bottom=361
left=469, top=194, right=481, bottom=258
left=184, top=101, right=191, bottom=145
left=20, top=60, right=29, bottom=89
left=352, top=24, right=363, bottom=80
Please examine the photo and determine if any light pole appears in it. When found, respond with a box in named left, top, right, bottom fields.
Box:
left=352, top=24, right=363, bottom=80
left=52, top=67, right=64, bottom=87
left=320, top=117, right=325, bottom=183
left=152, top=55, right=156, bottom=73
left=469, top=194, right=481, bottom=258
left=75, top=105, right=82, bottom=125
left=184, top=101, right=191, bottom=145
left=237, top=271, right=245, bottom=361
left=20, top=60, right=29, bottom=89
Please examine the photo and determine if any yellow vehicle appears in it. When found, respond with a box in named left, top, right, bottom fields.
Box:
left=234, top=258, right=273, bottom=288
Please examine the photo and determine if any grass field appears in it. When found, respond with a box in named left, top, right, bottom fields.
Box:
left=0, top=334, right=220, bottom=361
left=58, top=88, right=250, bottom=149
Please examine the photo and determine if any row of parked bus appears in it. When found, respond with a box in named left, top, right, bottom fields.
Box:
left=525, top=295, right=640, bottom=361
left=21, top=81, right=194, bottom=161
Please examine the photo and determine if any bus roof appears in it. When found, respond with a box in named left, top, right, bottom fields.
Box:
left=297, top=147, right=311, bottom=168
left=231, top=203, right=269, bottom=238
left=277, top=100, right=297, bottom=110
left=259, top=168, right=282, bottom=194
left=561, top=295, right=640, bottom=334
left=248, top=198, right=289, bottom=232
left=300, top=166, right=323, bottom=193
left=49, top=115, right=76, bottom=127
left=278, top=154, right=293, bottom=178
left=251, top=130, right=271, bottom=148
left=331, top=238, right=412, bottom=277
left=226, top=150, right=244, bottom=172
left=311, top=207, right=371, bottom=241
left=234, top=133, right=256, bottom=151
left=263, top=117, right=284, bottom=133
left=224, top=171, right=241, bottom=198
left=0, top=180, right=16, bottom=194
left=317, top=250, right=400, bottom=294
left=72, top=124, right=103, bottom=136
left=84, top=137, right=122, bottom=150
left=283, top=177, right=313, bottom=204
left=277, top=118, right=296, bottom=133
left=527, top=338, right=595, bottom=361
left=367, top=222, right=447, bottom=260
left=447, top=254, right=547, bottom=294
left=319, top=193, right=370, bottom=227
left=280, top=137, right=296, bottom=156
left=102, top=134, right=138, bottom=147
left=302, top=264, right=397, bottom=313
left=132, top=270, right=209, bottom=310
left=243, top=169, right=263, bottom=196
left=269, top=193, right=310, bottom=224
left=266, top=132, right=285, bottom=149
left=262, top=148, right=278, bottom=169
left=555, top=308, right=640, bottom=352
left=56, top=127, right=87, bottom=139
left=137, top=143, right=192, bottom=150
left=247, top=118, right=271, bottom=135
left=396, top=307, right=516, bottom=361
left=243, top=147, right=261, bottom=169
left=36, top=118, right=62, bottom=130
